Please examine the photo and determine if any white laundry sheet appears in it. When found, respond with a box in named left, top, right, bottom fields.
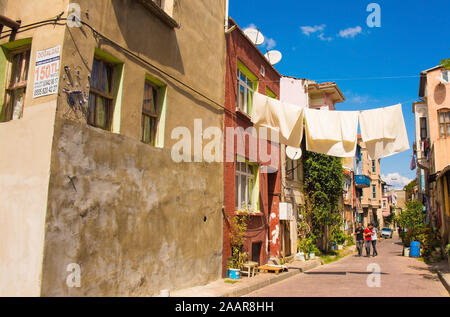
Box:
left=251, top=92, right=305, bottom=148
left=304, top=108, right=359, bottom=158
left=359, top=104, right=410, bottom=160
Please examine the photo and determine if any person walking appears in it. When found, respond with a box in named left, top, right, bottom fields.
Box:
left=363, top=224, right=372, bottom=257
left=370, top=224, right=378, bottom=256
left=354, top=222, right=364, bottom=257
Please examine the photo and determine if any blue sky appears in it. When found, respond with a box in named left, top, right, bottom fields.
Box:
left=229, top=0, right=450, bottom=189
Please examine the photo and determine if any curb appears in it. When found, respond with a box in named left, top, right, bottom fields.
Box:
left=222, top=259, right=322, bottom=297
left=437, top=271, right=450, bottom=295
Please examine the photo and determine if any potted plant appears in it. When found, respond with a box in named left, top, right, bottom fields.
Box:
left=298, top=236, right=317, bottom=261
left=227, top=214, right=248, bottom=280
left=309, top=244, right=320, bottom=260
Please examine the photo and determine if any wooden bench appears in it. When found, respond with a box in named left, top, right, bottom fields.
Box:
left=257, top=265, right=285, bottom=275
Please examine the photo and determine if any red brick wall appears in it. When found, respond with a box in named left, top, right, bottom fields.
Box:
left=222, top=19, right=281, bottom=276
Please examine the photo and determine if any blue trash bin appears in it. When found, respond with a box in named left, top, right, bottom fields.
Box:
left=410, top=241, right=420, bottom=257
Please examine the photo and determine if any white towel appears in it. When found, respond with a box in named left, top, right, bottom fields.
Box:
left=304, top=108, right=359, bottom=158
left=251, top=92, right=304, bottom=148
left=359, top=104, right=410, bottom=159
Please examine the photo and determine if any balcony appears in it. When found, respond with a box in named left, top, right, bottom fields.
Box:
left=355, top=175, right=371, bottom=188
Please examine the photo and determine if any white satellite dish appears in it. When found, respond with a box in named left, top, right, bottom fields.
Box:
left=243, top=28, right=265, bottom=46
left=286, top=146, right=302, bottom=160
left=265, top=50, right=282, bottom=65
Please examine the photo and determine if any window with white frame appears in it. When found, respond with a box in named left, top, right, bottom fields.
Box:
left=235, top=161, right=258, bottom=211
left=237, top=68, right=255, bottom=115
left=420, top=117, right=428, bottom=140
left=372, top=185, right=377, bottom=199
left=438, top=109, right=450, bottom=138
left=442, top=70, right=449, bottom=84
left=371, top=160, right=376, bottom=173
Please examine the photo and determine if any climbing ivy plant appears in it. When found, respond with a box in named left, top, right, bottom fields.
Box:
left=302, top=151, right=344, bottom=252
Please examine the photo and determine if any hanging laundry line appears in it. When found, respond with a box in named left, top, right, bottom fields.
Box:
left=253, top=75, right=420, bottom=85
left=251, top=92, right=410, bottom=160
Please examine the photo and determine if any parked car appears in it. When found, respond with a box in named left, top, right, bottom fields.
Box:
left=381, top=227, right=393, bottom=239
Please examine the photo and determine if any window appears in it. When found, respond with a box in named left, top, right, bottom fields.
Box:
left=237, top=68, right=255, bottom=115
left=142, top=81, right=161, bottom=146
left=235, top=161, right=258, bottom=211
left=371, top=160, right=376, bottom=173
left=1, top=48, right=30, bottom=121
left=286, top=158, right=299, bottom=181
left=88, top=58, right=115, bottom=130
left=266, top=87, right=276, bottom=99
left=420, top=117, right=428, bottom=140
left=372, top=185, right=377, bottom=199
left=442, top=70, right=449, bottom=84
left=438, top=110, right=450, bottom=138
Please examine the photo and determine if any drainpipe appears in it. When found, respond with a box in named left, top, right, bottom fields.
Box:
left=225, top=0, right=229, bottom=31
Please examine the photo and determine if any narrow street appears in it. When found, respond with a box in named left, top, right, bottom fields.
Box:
left=246, top=234, right=449, bottom=297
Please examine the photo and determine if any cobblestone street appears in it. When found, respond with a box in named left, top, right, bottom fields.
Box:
left=246, top=235, right=449, bottom=297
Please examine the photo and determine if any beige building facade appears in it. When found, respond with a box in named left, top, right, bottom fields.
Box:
left=414, top=65, right=450, bottom=245
left=0, top=0, right=227, bottom=296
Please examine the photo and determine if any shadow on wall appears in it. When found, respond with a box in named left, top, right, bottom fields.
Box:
left=111, top=0, right=185, bottom=76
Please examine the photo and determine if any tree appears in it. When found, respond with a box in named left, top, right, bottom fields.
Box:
left=403, top=179, right=417, bottom=201
left=441, top=58, right=450, bottom=70
left=302, top=151, right=344, bottom=252
left=397, top=200, right=425, bottom=246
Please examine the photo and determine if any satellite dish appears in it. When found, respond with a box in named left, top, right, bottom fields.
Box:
left=286, top=146, right=302, bottom=160
left=265, top=50, right=282, bottom=65
left=244, top=28, right=265, bottom=46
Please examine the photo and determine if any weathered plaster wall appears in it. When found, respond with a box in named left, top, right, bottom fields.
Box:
left=40, top=118, right=223, bottom=296
left=0, top=0, right=68, bottom=296
left=58, top=0, right=226, bottom=149
left=0, top=101, right=56, bottom=296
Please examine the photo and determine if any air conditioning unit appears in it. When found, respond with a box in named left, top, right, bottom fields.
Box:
left=279, top=202, right=293, bottom=221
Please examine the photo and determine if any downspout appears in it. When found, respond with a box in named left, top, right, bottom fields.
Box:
left=225, top=0, right=229, bottom=31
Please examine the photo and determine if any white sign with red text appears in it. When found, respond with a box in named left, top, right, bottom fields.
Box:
left=33, top=45, right=61, bottom=98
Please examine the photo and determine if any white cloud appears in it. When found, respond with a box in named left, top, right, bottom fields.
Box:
left=318, top=33, right=333, bottom=42
left=338, top=26, right=362, bottom=38
left=265, top=37, right=276, bottom=50
left=381, top=173, right=413, bottom=190
left=300, top=24, right=326, bottom=36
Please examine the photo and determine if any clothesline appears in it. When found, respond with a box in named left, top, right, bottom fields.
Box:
left=253, top=75, right=420, bottom=84
left=251, top=92, right=410, bottom=160
left=336, top=99, right=420, bottom=113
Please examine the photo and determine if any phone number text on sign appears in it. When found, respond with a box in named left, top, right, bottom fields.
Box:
left=33, top=46, right=61, bottom=98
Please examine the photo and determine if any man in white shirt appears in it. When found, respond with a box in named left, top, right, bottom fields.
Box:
left=370, top=224, right=378, bottom=257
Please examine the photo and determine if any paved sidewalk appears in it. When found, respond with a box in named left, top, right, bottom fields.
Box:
left=431, top=259, right=450, bottom=295
left=170, top=259, right=322, bottom=297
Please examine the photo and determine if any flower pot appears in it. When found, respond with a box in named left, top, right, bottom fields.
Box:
left=227, top=268, right=240, bottom=280
left=309, top=253, right=316, bottom=260
left=295, top=252, right=306, bottom=262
